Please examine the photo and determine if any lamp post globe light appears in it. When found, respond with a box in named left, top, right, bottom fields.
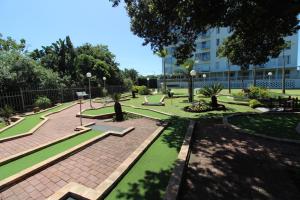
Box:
left=147, top=77, right=150, bottom=88
left=202, top=73, right=207, bottom=86
left=267, top=72, right=272, bottom=89
left=190, top=70, right=197, bottom=102
left=86, top=72, right=92, bottom=108
left=103, top=76, right=107, bottom=89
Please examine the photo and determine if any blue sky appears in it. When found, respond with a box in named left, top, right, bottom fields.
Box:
left=0, top=0, right=161, bottom=75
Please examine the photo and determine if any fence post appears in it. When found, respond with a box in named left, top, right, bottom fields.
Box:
left=19, top=88, right=25, bottom=111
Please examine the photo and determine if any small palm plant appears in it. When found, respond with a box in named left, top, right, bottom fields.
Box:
left=0, top=105, right=14, bottom=125
left=111, top=93, right=124, bottom=121
left=199, top=84, right=223, bottom=108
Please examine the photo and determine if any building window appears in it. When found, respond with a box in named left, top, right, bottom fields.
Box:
left=286, top=55, right=291, bottom=64
left=216, top=27, right=220, bottom=34
left=201, top=41, right=210, bottom=49
left=216, top=39, right=220, bottom=46
left=195, top=52, right=210, bottom=61
left=215, top=62, right=219, bottom=69
left=278, top=55, right=291, bottom=65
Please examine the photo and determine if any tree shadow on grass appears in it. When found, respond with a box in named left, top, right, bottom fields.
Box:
left=115, top=168, right=174, bottom=200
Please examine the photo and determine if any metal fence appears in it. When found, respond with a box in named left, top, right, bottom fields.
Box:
left=0, top=85, right=128, bottom=112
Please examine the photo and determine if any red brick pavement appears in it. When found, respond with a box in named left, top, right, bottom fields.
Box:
left=0, top=118, right=159, bottom=200
left=0, top=102, right=101, bottom=160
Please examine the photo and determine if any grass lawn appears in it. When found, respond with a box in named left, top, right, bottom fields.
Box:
left=105, top=119, right=188, bottom=200
left=220, top=88, right=300, bottom=97
left=0, top=102, right=74, bottom=139
left=0, top=121, right=6, bottom=129
left=0, top=130, right=102, bottom=180
left=229, top=113, right=300, bottom=140
left=147, top=95, right=163, bottom=103
left=218, top=95, right=249, bottom=105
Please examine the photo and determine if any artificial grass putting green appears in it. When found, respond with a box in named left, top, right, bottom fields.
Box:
left=0, top=102, right=74, bottom=139
left=83, top=105, right=170, bottom=120
left=147, top=95, right=163, bottom=103
left=0, top=130, right=102, bottom=180
left=229, top=113, right=300, bottom=140
left=105, top=119, right=188, bottom=200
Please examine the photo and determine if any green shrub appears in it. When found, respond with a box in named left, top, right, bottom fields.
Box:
left=249, top=99, right=264, bottom=108
left=0, top=105, right=14, bottom=125
left=199, top=83, right=223, bottom=97
left=132, top=85, right=150, bottom=95
left=34, top=96, right=52, bottom=109
left=248, top=86, right=270, bottom=99
left=185, top=100, right=212, bottom=112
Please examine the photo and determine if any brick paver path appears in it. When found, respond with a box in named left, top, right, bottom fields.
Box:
left=0, top=102, right=101, bottom=160
left=0, top=118, right=159, bottom=200
left=179, top=120, right=300, bottom=200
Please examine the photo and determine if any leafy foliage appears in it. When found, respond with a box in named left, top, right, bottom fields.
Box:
left=111, top=0, right=299, bottom=64
left=249, top=99, right=264, bottom=108
left=34, top=96, right=52, bottom=109
left=199, top=84, right=223, bottom=97
left=123, top=68, right=139, bottom=84
left=248, top=86, right=271, bottom=100
left=0, top=105, right=14, bottom=125
left=184, top=100, right=212, bottom=113
left=132, top=85, right=150, bottom=95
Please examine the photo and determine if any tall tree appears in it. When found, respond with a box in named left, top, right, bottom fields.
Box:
left=123, top=68, right=139, bottom=84
left=155, top=49, right=168, bottom=92
left=111, top=0, right=300, bottom=64
left=181, top=59, right=197, bottom=102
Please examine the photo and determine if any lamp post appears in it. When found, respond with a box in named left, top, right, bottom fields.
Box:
left=147, top=77, right=150, bottom=88
left=268, top=72, right=272, bottom=89
left=190, top=70, right=197, bottom=102
left=202, top=74, right=207, bottom=86
left=86, top=72, right=92, bottom=108
left=103, top=76, right=106, bottom=89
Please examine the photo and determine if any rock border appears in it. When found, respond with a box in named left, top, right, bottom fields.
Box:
left=0, top=124, right=135, bottom=191
left=164, top=120, right=196, bottom=200
left=223, top=112, right=300, bottom=145
left=0, top=102, right=77, bottom=143
left=47, top=124, right=166, bottom=200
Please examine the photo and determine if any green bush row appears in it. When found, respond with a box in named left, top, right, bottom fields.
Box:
left=132, top=85, right=150, bottom=95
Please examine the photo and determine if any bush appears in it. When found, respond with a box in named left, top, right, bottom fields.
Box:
left=132, top=85, right=150, bottom=95
left=184, top=100, right=212, bottom=112
left=0, top=105, right=14, bottom=125
left=34, top=96, right=52, bottom=109
left=248, top=86, right=270, bottom=99
left=249, top=99, right=264, bottom=108
left=199, top=83, right=223, bottom=97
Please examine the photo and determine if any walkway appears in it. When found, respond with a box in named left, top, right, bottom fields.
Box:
left=0, top=102, right=100, bottom=160
left=179, top=120, right=300, bottom=200
left=0, top=118, right=159, bottom=199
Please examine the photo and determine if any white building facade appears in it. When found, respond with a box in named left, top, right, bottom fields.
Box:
left=163, top=28, right=300, bottom=88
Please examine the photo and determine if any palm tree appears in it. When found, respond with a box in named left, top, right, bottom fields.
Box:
left=155, top=49, right=168, bottom=93
left=181, top=59, right=198, bottom=102
left=199, top=83, right=223, bottom=108
left=281, top=41, right=291, bottom=94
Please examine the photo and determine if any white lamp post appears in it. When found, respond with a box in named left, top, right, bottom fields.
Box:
left=103, top=76, right=107, bottom=89
left=190, top=70, right=197, bottom=102
left=147, top=77, right=150, bottom=88
left=86, top=72, right=92, bottom=108
left=268, top=72, right=272, bottom=89
left=202, top=74, right=207, bottom=86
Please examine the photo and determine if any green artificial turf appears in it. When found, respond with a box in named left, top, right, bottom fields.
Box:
left=105, top=119, right=188, bottom=200
left=83, top=105, right=170, bottom=120
left=0, top=121, right=5, bottom=129
left=229, top=113, right=300, bottom=140
left=0, top=102, right=73, bottom=139
left=0, top=130, right=102, bottom=180
left=147, top=95, right=163, bottom=103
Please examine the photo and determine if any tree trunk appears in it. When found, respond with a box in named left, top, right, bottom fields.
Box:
left=188, top=76, right=193, bottom=102
left=163, top=58, right=167, bottom=93
left=253, top=66, right=256, bottom=87
left=228, top=63, right=231, bottom=94
left=114, top=101, right=123, bottom=121
left=282, top=50, right=286, bottom=94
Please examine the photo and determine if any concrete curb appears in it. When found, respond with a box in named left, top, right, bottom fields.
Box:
left=47, top=124, right=166, bottom=200
left=0, top=102, right=77, bottom=143
left=0, top=125, right=135, bottom=192
left=164, top=120, right=196, bottom=200
left=223, top=113, right=300, bottom=145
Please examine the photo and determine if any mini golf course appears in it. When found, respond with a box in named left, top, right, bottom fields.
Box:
left=147, top=95, right=164, bottom=103
left=105, top=119, right=188, bottom=199
left=0, top=129, right=102, bottom=180
left=0, top=102, right=74, bottom=139
left=229, top=113, right=300, bottom=140
left=83, top=105, right=170, bottom=120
